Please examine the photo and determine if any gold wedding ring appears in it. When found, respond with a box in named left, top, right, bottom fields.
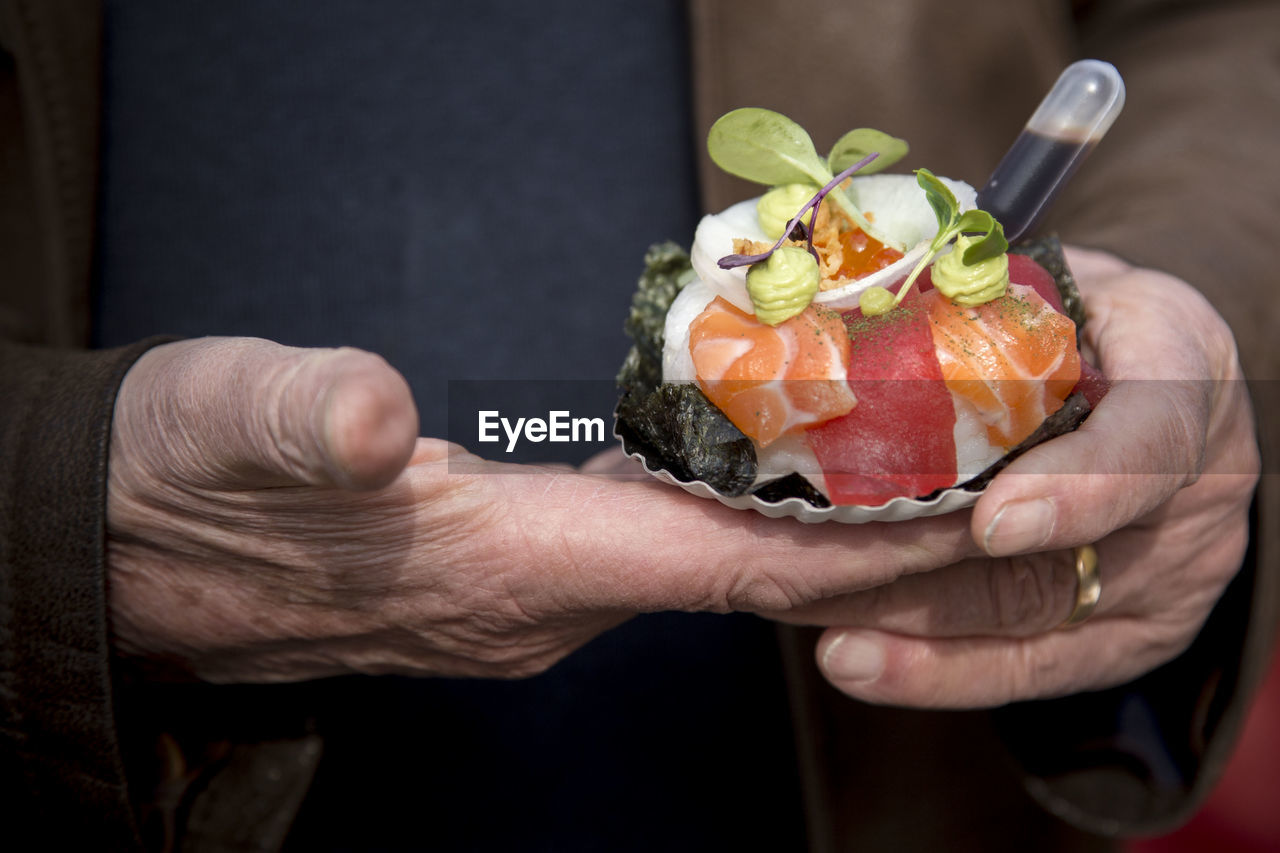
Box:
left=1060, top=544, right=1101, bottom=629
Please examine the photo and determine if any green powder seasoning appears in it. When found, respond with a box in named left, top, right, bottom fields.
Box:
left=842, top=301, right=922, bottom=368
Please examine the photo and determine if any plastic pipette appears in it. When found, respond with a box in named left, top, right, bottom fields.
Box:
left=976, top=60, right=1125, bottom=242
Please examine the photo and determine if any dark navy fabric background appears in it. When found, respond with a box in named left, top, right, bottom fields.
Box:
left=96, top=3, right=806, bottom=850
left=96, top=1, right=701, bottom=436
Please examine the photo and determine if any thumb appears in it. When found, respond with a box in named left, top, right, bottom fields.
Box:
left=116, top=337, right=419, bottom=491
left=972, top=378, right=1209, bottom=556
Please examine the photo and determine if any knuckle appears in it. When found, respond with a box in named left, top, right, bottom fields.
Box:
left=720, top=565, right=810, bottom=613
left=1010, top=639, right=1064, bottom=700
left=985, top=554, right=1071, bottom=634
left=1164, top=387, right=1211, bottom=486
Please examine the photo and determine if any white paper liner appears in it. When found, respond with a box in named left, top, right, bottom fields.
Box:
left=615, top=426, right=982, bottom=523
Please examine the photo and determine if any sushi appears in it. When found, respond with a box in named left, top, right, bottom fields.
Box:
left=615, top=110, right=1103, bottom=522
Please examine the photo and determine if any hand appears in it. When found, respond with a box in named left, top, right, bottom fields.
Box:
left=776, top=246, right=1259, bottom=708
left=107, top=337, right=984, bottom=683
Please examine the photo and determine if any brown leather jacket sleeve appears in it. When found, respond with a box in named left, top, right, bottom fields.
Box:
left=0, top=339, right=155, bottom=850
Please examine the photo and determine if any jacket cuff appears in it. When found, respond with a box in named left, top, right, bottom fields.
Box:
left=0, top=337, right=168, bottom=849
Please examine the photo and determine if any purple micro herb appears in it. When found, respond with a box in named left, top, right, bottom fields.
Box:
left=717, top=152, right=880, bottom=270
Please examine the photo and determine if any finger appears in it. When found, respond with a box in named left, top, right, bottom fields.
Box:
left=579, top=446, right=646, bottom=478
left=770, top=504, right=1250, bottom=635
left=971, top=378, right=1209, bottom=556
left=122, top=338, right=419, bottom=490
left=814, top=619, right=1184, bottom=709
left=305, top=347, right=420, bottom=489
left=487, top=464, right=984, bottom=615
left=1062, top=245, right=1240, bottom=383
left=765, top=548, right=1084, bottom=636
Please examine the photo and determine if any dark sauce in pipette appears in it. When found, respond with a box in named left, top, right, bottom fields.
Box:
left=977, top=130, right=1096, bottom=243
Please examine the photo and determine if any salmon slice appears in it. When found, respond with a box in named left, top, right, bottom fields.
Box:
left=689, top=297, right=857, bottom=446
left=926, top=283, right=1080, bottom=449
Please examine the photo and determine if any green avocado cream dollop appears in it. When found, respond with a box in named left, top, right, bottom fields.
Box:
left=746, top=245, right=820, bottom=325
left=931, top=235, right=1009, bottom=306
left=756, top=183, right=817, bottom=241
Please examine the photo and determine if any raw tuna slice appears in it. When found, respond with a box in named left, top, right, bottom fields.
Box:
left=806, top=288, right=958, bottom=505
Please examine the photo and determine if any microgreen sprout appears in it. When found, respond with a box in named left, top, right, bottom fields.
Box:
left=707, top=108, right=907, bottom=249
left=885, top=168, right=1008, bottom=309
left=717, top=153, right=880, bottom=271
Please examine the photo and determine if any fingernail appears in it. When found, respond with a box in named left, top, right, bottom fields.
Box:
left=822, top=632, right=884, bottom=683
left=984, top=498, right=1056, bottom=556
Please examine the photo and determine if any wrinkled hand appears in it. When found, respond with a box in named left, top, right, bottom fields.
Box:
left=108, top=338, right=983, bottom=683
left=772, top=246, right=1258, bottom=708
